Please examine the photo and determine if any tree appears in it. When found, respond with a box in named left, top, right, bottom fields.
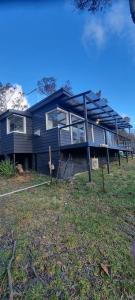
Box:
left=129, top=0, right=135, bottom=23
left=37, top=77, right=57, bottom=96
left=74, top=0, right=135, bottom=24
left=74, top=0, right=111, bottom=12
left=63, top=80, right=73, bottom=93
left=0, top=83, right=28, bottom=113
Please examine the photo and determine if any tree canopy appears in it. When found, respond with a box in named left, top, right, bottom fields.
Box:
left=74, top=0, right=135, bottom=24
left=0, top=83, right=28, bottom=113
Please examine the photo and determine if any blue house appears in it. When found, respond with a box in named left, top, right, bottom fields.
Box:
left=0, top=88, right=132, bottom=181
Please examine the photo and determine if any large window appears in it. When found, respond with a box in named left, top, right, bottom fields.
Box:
left=46, top=108, right=69, bottom=130
left=7, top=115, right=26, bottom=134
left=70, top=113, right=86, bottom=144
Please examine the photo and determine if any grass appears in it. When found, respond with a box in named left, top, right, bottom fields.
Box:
left=0, top=159, right=135, bottom=299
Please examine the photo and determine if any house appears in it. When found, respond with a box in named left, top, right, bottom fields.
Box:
left=0, top=88, right=133, bottom=181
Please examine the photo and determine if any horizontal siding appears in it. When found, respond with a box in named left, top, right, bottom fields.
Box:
left=1, top=119, right=14, bottom=154
left=37, top=150, right=59, bottom=175
left=14, top=118, right=32, bottom=153
left=32, top=103, right=59, bottom=153
left=93, top=125, right=105, bottom=145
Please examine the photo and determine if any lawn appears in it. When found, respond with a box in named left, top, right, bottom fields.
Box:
left=0, top=158, right=135, bottom=300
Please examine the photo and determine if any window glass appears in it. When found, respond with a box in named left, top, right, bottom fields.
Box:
left=7, top=115, right=25, bottom=133
left=70, top=114, right=85, bottom=144
left=46, top=109, right=68, bottom=130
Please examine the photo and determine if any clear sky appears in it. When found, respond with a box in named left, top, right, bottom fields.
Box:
left=0, top=0, right=135, bottom=127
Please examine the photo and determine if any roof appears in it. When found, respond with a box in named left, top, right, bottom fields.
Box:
left=0, top=109, right=31, bottom=121
left=28, top=88, right=72, bottom=112
left=58, top=90, right=132, bottom=129
left=0, top=88, right=132, bottom=129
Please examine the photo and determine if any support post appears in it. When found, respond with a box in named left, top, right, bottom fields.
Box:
left=115, top=118, right=119, bottom=146
left=126, top=151, right=128, bottom=163
left=118, top=151, right=121, bottom=166
left=13, top=153, right=16, bottom=168
left=83, top=94, right=92, bottom=182
left=106, top=147, right=110, bottom=174
left=104, top=130, right=110, bottom=174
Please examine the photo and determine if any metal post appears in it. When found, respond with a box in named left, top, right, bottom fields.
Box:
left=83, top=94, right=92, bottom=182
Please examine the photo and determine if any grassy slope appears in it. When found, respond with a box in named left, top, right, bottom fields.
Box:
left=0, top=159, right=135, bottom=299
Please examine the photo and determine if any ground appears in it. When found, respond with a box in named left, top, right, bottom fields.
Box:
left=0, top=159, right=135, bottom=300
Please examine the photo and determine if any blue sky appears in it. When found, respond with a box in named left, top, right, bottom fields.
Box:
left=0, top=0, right=135, bottom=127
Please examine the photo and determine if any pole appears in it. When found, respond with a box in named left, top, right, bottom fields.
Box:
left=106, top=147, right=110, bottom=174
left=126, top=151, right=128, bottom=163
left=118, top=151, right=121, bottom=166
left=49, top=146, right=52, bottom=183
left=104, top=130, right=110, bottom=174
left=13, top=153, right=15, bottom=168
left=115, top=118, right=119, bottom=145
left=83, top=94, right=92, bottom=182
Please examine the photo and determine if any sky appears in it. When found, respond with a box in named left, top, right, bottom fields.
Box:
left=0, top=0, right=135, bottom=128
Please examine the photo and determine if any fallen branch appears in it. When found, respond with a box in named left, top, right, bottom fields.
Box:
left=27, top=247, right=45, bottom=286
left=7, top=239, right=16, bottom=300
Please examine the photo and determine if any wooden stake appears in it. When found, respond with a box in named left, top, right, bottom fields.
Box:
left=49, top=146, right=52, bottom=183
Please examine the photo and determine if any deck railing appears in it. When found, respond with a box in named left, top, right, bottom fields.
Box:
left=59, top=120, right=132, bottom=150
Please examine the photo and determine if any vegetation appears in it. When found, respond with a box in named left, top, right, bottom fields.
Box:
left=0, top=159, right=135, bottom=299
left=37, top=77, right=73, bottom=96
left=0, top=82, right=28, bottom=113
left=0, top=160, right=16, bottom=178
left=74, top=0, right=135, bottom=24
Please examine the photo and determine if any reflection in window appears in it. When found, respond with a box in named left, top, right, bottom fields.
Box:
left=46, top=108, right=69, bottom=130
left=71, top=114, right=85, bottom=144
left=7, top=115, right=26, bottom=133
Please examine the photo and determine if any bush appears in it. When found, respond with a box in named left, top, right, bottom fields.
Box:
left=0, top=160, right=16, bottom=177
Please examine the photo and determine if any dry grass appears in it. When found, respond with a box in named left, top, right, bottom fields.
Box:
left=0, top=158, right=135, bottom=299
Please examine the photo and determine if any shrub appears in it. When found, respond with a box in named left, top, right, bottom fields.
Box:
left=0, top=159, right=16, bottom=177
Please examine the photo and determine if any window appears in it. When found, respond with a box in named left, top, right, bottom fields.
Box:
left=70, top=113, right=86, bottom=144
left=46, top=108, right=69, bottom=130
left=7, top=115, right=26, bottom=134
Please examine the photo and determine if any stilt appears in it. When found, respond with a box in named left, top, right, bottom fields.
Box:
left=13, top=153, right=16, bottom=168
left=24, top=157, right=29, bottom=170
left=106, top=147, right=110, bottom=174
left=32, top=154, right=37, bottom=171
left=87, top=146, right=92, bottom=182
left=118, top=151, right=121, bottom=166
left=126, top=151, right=128, bottom=163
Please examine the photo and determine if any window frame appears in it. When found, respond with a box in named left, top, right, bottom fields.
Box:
left=7, top=114, right=26, bottom=134
left=46, top=107, right=69, bottom=131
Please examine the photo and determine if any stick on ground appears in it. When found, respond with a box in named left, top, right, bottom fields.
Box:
left=7, top=240, right=16, bottom=300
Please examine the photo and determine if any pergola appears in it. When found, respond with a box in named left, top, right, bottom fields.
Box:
left=61, top=90, right=132, bottom=130
left=60, top=90, right=132, bottom=182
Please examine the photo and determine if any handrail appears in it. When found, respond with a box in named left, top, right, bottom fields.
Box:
left=59, top=120, right=131, bottom=142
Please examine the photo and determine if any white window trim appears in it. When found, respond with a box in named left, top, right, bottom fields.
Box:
left=46, top=107, right=69, bottom=131
left=91, top=125, right=94, bottom=143
left=7, top=114, right=26, bottom=134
